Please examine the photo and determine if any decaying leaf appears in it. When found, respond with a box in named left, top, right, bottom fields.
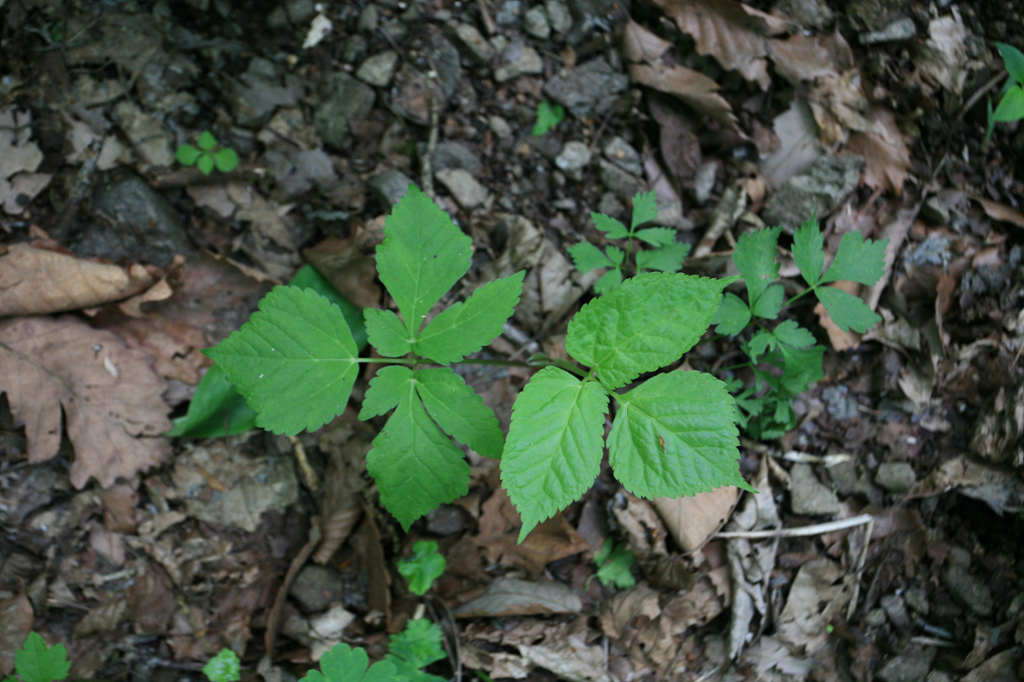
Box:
left=776, top=557, right=851, bottom=654
left=847, top=107, right=911, bottom=195
left=913, top=11, right=979, bottom=98
left=453, top=577, right=583, bottom=617
left=0, top=108, right=52, bottom=215
left=0, top=316, right=171, bottom=489
left=0, top=594, right=33, bottom=676
left=652, top=486, right=739, bottom=553
left=313, top=431, right=368, bottom=564
left=760, top=101, right=823, bottom=190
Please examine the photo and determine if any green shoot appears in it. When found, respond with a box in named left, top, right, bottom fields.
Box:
left=385, top=619, right=447, bottom=682
left=397, top=540, right=446, bottom=596
left=203, top=649, right=241, bottom=682
left=532, top=100, right=565, bottom=136
left=987, top=43, right=1024, bottom=146
left=4, top=633, right=70, bottom=682
left=299, top=642, right=397, bottom=682
left=176, top=130, right=240, bottom=175
left=593, top=538, right=636, bottom=589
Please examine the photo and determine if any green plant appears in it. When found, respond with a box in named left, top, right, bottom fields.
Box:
left=203, top=649, right=241, bottom=682
left=568, top=191, right=690, bottom=293
left=397, top=540, right=446, bottom=596
left=384, top=619, right=446, bottom=682
left=208, top=184, right=751, bottom=542
left=592, top=538, right=636, bottom=589
left=712, top=217, right=887, bottom=438
left=987, top=42, right=1024, bottom=145
left=176, top=130, right=240, bottom=175
left=3, top=633, right=70, bottom=682
left=531, top=100, right=565, bottom=136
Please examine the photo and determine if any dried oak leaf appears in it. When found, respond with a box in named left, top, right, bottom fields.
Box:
left=0, top=316, right=171, bottom=489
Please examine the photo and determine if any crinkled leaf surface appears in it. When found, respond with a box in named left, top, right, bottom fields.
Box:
left=301, top=642, right=397, bottom=682
left=591, top=212, right=629, bottom=239
left=814, top=286, right=881, bottom=333
left=594, top=268, right=623, bottom=294
left=608, top=371, right=751, bottom=498
left=415, top=271, right=524, bottom=364
left=568, top=242, right=613, bottom=272
left=397, top=541, right=446, bottom=596
left=202, top=649, right=240, bottom=682
left=820, top=231, right=888, bottom=286
left=388, top=619, right=446, bottom=669
left=415, top=368, right=504, bottom=459
left=364, top=308, right=412, bottom=357
left=207, top=286, right=359, bottom=436
left=501, top=367, right=609, bottom=541
left=376, top=185, right=472, bottom=336
left=712, top=292, right=751, bottom=336
left=636, top=242, right=689, bottom=273
left=14, top=632, right=70, bottom=682
left=631, top=190, right=659, bottom=228
left=733, top=226, right=781, bottom=304
left=566, top=273, right=726, bottom=389
left=792, top=216, right=825, bottom=286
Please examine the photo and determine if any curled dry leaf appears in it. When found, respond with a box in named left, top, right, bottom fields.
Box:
left=847, top=107, right=912, bottom=195
left=0, top=316, right=171, bottom=489
left=0, top=594, right=33, bottom=676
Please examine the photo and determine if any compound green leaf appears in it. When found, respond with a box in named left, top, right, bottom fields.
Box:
left=993, top=85, right=1024, bottom=122
left=376, top=185, right=472, bottom=336
left=733, top=226, right=781, bottom=304
left=388, top=619, right=446, bottom=670
left=772, top=320, right=816, bottom=348
left=634, top=227, right=676, bottom=247
left=778, top=343, right=824, bottom=395
left=996, top=42, right=1024, bottom=87
left=175, top=143, right=202, bottom=166
left=366, top=384, right=470, bottom=530
left=631, top=190, right=659, bottom=229
left=637, top=242, right=690, bottom=273
left=14, top=632, right=70, bottom=682
left=592, top=212, right=629, bottom=239
left=364, top=308, right=413, bottom=357
left=608, top=371, right=751, bottom=499
left=606, top=245, right=625, bottom=265
left=415, top=368, right=504, bottom=459
left=501, top=367, right=609, bottom=542
left=359, top=366, right=414, bottom=419
left=814, top=285, right=882, bottom=333
left=593, top=267, right=623, bottom=294
left=206, top=286, right=359, bottom=436
left=214, top=147, right=240, bottom=173
left=792, top=216, right=825, bottom=286
left=712, top=292, right=751, bottom=337
left=415, top=271, right=525, bottom=364
left=197, top=130, right=218, bottom=151
left=751, top=282, right=784, bottom=320
left=203, top=649, right=241, bottom=682
left=568, top=241, right=613, bottom=272
left=820, top=231, right=888, bottom=285
left=566, top=273, right=726, bottom=389
left=302, top=642, right=398, bottom=682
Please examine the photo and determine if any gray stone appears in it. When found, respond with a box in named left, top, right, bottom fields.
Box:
left=789, top=463, right=840, bottom=516
left=921, top=196, right=950, bottom=225
left=494, top=43, right=543, bottom=83
left=865, top=607, right=887, bottom=626
left=368, top=169, right=415, bottom=211
left=546, top=0, right=573, bottom=33
left=904, top=588, right=929, bottom=615
left=431, top=141, right=482, bottom=174
left=356, top=50, right=399, bottom=87
left=603, top=136, right=643, bottom=176
left=847, top=0, right=908, bottom=32
left=524, top=5, right=551, bottom=39
left=877, top=646, right=935, bottom=682
left=426, top=504, right=471, bottom=536
left=555, top=141, right=592, bottom=180
left=381, top=17, right=406, bottom=42
left=762, top=155, right=864, bottom=231
left=112, top=101, right=175, bottom=167
left=263, top=147, right=336, bottom=199
left=544, top=58, right=629, bottom=117
left=357, top=3, right=378, bottom=33
left=597, top=160, right=644, bottom=201
left=436, top=168, right=489, bottom=209
left=822, top=385, right=859, bottom=420
left=342, top=35, right=368, bottom=64
left=875, top=462, right=916, bottom=493
left=906, top=235, right=950, bottom=268
left=773, top=0, right=833, bottom=29
left=488, top=115, right=513, bottom=139
left=89, top=174, right=193, bottom=266
left=429, top=33, right=462, bottom=101
left=860, top=17, right=917, bottom=44
left=598, top=191, right=626, bottom=219
left=224, top=57, right=302, bottom=129
left=924, top=673, right=954, bottom=682
left=450, top=23, right=496, bottom=64
left=947, top=546, right=971, bottom=569
left=267, top=6, right=288, bottom=28
left=290, top=564, right=346, bottom=613
left=881, top=594, right=911, bottom=628
left=941, top=565, right=992, bottom=616
left=494, top=0, right=521, bottom=25
left=315, top=73, right=376, bottom=151
left=285, top=0, right=315, bottom=24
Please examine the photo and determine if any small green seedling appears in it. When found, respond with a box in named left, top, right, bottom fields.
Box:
left=176, top=130, right=239, bottom=175
left=385, top=619, right=447, bottom=682
left=203, top=649, right=241, bottom=682
left=532, top=100, right=565, bottom=136
left=569, top=191, right=690, bottom=293
left=592, top=538, right=636, bottom=590
left=397, top=540, right=446, bottom=596
left=3, top=633, right=70, bottom=682
left=987, top=42, right=1024, bottom=145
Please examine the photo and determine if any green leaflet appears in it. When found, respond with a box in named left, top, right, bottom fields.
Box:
left=591, top=212, right=629, bottom=239
left=376, top=185, right=472, bottom=336
left=566, top=273, right=727, bottom=389
left=205, top=286, right=359, bottom=436
left=607, top=371, right=751, bottom=498
left=301, top=643, right=397, bottom=682
left=386, top=619, right=447, bottom=680
left=359, top=366, right=414, bottom=419
left=594, top=268, right=623, bottom=294
left=751, top=282, right=784, bottom=320
left=397, top=541, right=446, bottom=596
left=733, top=225, right=781, bottom=304
left=815, top=286, right=882, bottom=333
left=820, top=230, right=889, bottom=286
left=712, top=293, right=751, bottom=337
left=636, top=242, right=689, bottom=273
left=631, top=190, right=658, bottom=228
left=364, top=308, right=412, bottom=357
left=12, top=633, right=70, bottom=682
left=203, top=649, right=241, bottom=682
left=792, top=216, right=825, bottom=286
left=633, top=227, right=676, bottom=247
left=414, top=367, right=504, bottom=459
left=568, top=241, right=613, bottom=272
left=501, top=367, right=609, bottom=541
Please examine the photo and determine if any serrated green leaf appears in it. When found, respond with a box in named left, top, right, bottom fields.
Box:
left=365, top=308, right=413, bottom=357
left=214, top=147, right=239, bottom=173
left=608, top=371, right=751, bottom=498
left=203, top=648, right=241, bottom=682
left=712, top=293, right=751, bottom=337
left=820, top=231, right=888, bottom=286
left=176, top=143, right=202, bottom=166
left=14, top=633, right=70, bottom=682
left=197, top=130, right=218, bottom=151
left=289, top=265, right=368, bottom=350
left=196, top=153, right=215, bottom=175
left=501, top=367, right=609, bottom=542
left=415, top=367, right=504, bottom=459
left=206, top=286, right=359, bottom=435
left=993, top=85, right=1024, bottom=122
left=814, top=286, right=882, bottom=333
left=605, top=245, right=625, bottom=265
left=397, top=541, right=446, bottom=596
left=532, top=100, right=565, bottom=136
left=637, top=242, right=690, bottom=273
left=388, top=619, right=446, bottom=669
left=631, top=190, right=659, bottom=229
left=566, top=273, right=726, bottom=389
left=778, top=343, right=824, bottom=395
left=593, top=267, right=623, bottom=294
left=302, top=642, right=398, bottom=682
left=166, top=364, right=257, bottom=438
left=746, top=329, right=775, bottom=363
left=568, top=241, right=613, bottom=272
left=751, top=282, right=784, bottom=320
left=996, top=42, right=1024, bottom=86
left=792, top=216, right=825, bottom=286
left=633, top=227, right=676, bottom=247
left=733, top=226, right=782, bottom=304
left=772, top=320, right=816, bottom=348
left=591, top=212, right=629, bottom=239
left=415, top=271, right=525, bottom=364
left=376, top=185, right=472, bottom=336
left=366, top=386, right=470, bottom=530
left=359, top=365, right=413, bottom=419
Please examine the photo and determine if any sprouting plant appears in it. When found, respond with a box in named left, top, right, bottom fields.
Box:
left=712, top=217, right=887, bottom=438
left=203, top=649, right=241, bottom=682
left=176, top=130, right=240, bottom=175
left=568, top=191, right=691, bottom=293
left=299, top=641, right=397, bottom=682
left=3, top=633, right=70, bottom=682
left=385, top=618, right=447, bottom=682
left=592, top=538, right=636, bottom=590
left=532, top=100, right=565, bottom=136
left=986, top=42, right=1024, bottom=146
left=208, top=184, right=751, bottom=542
left=398, top=540, right=446, bottom=596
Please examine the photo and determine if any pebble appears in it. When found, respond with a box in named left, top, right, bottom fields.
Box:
left=494, top=43, right=543, bottom=83
left=881, top=594, right=911, bottom=628
left=544, top=57, right=630, bottom=117
left=494, top=0, right=521, bottom=25
left=877, top=646, right=935, bottom=682
left=285, top=0, right=315, bottom=24
left=342, top=35, right=368, bottom=64
left=555, top=141, right=592, bottom=180
left=290, top=564, right=347, bottom=612
left=356, top=50, right=399, bottom=87
left=598, top=159, right=645, bottom=200
left=314, top=73, right=376, bottom=151
left=545, top=0, right=573, bottom=33
left=524, top=5, right=551, bottom=39
left=789, top=463, right=840, bottom=516
left=436, top=168, right=489, bottom=209
left=357, top=3, right=378, bottom=33
left=451, top=23, right=496, bottom=64
left=875, top=462, right=916, bottom=493
left=603, top=136, right=643, bottom=176
left=431, top=141, right=482, bottom=174
left=860, top=18, right=917, bottom=44
left=821, top=384, right=859, bottom=420
left=761, top=155, right=864, bottom=231
left=368, top=169, right=415, bottom=210
left=488, top=115, right=513, bottom=139
left=773, top=0, right=833, bottom=30
left=941, top=565, right=993, bottom=616
left=597, top=191, right=626, bottom=219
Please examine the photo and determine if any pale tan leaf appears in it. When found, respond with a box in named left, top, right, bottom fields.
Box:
left=767, top=30, right=853, bottom=85
left=628, top=63, right=741, bottom=133
left=807, top=70, right=883, bottom=146
left=969, top=195, right=1024, bottom=230
left=846, top=107, right=911, bottom=195
left=454, top=577, right=583, bottom=617
left=760, top=101, right=823, bottom=189
left=0, top=316, right=171, bottom=489
left=622, top=20, right=673, bottom=63
left=777, top=558, right=850, bottom=654
left=0, top=594, right=33, bottom=676
left=73, top=599, right=129, bottom=638
left=653, top=486, right=740, bottom=553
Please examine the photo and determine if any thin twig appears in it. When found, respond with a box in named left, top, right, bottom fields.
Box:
left=958, top=71, right=1007, bottom=121
left=714, top=513, right=873, bottom=539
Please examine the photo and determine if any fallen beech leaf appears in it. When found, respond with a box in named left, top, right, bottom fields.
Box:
left=847, top=107, right=911, bottom=195
left=968, top=194, right=1024, bottom=230
left=653, top=486, right=739, bottom=553
left=0, top=316, right=171, bottom=488
left=453, top=577, right=583, bottom=617
left=0, top=594, right=33, bottom=676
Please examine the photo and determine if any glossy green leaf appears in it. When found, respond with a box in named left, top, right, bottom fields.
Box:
left=772, top=320, right=816, bottom=348
left=992, top=84, right=1024, bottom=122
left=712, top=292, right=751, bottom=337
left=359, top=366, right=413, bottom=419
left=733, top=226, right=781, bottom=305
left=594, top=539, right=636, bottom=589
left=814, top=285, right=882, bottom=333
left=415, top=367, right=504, bottom=459
left=364, top=308, right=413, bottom=357
left=820, top=231, right=889, bottom=286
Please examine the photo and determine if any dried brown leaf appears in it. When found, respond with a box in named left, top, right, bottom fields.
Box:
left=760, top=101, right=822, bottom=189
left=0, top=316, right=171, bottom=489
left=847, top=108, right=911, bottom=195
left=653, top=486, right=740, bottom=553
left=969, top=195, right=1024, bottom=230
left=767, top=30, right=853, bottom=85
left=808, top=71, right=883, bottom=146
left=74, top=599, right=129, bottom=638
left=454, top=577, right=583, bottom=617
left=302, top=236, right=382, bottom=309
left=0, top=594, right=33, bottom=676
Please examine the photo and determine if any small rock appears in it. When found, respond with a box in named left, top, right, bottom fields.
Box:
left=904, top=588, right=929, bottom=615
left=368, top=169, right=415, bottom=211
left=426, top=504, right=470, bottom=536
left=89, top=174, right=193, bottom=265
left=544, top=57, right=629, bottom=117
left=906, top=235, right=950, bottom=268
left=598, top=191, right=626, bottom=219
left=553, top=197, right=577, bottom=211
left=761, top=155, right=864, bottom=231
left=112, top=101, right=175, bottom=167
left=555, top=141, right=592, bottom=181
left=693, top=161, right=718, bottom=205
left=285, top=0, right=315, bottom=24
left=877, top=646, right=935, bottom=682
left=789, top=463, right=840, bottom=516
left=357, top=3, right=378, bottom=33
left=865, top=607, right=887, bottom=626
left=429, top=33, right=462, bottom=100
left=494, top=43, right=543, bottom=83
left=450, top=23, right=496, bottom=64
left=356, top=50, right=399, bottom=87
left=860, top=17, right=917, bottom=44
left=436, top=168, right=489, bottom=209
left=342, top=35, right=368, bottom=64
left=875, top=462, right=916, bottom=493
left=223, top=57, right=303, bottom=129
left=315, top=73, right=376, bottom=151
left=881, top=594, right=911, bottom=628
left=941, top=565, right=993, bottom=617
left=822, top=385, right=859, bottom=420
left=773, top=0, right=833, bottom=29
left=524, top=5, right=551, bottom=39
left=290, top=564, right=346, bottom=613
left=546, top=0, right=573, bottom=33
left=921, top=196, right=950, bottom=225
left=381, top=17, right=406, bottom=42
left=494, top=0, right=521, bottom=25
left=603, top=136, right=643, bottom=176
left=657, top=200, right=693, bottom=230
left=947, top=546, right=971, bottom=569
left=598, top=159, right=645, bottom=201
left=488, top=115, right=513, bottom=139
left=431, top=141, right=482, bottom=174
left=924, top=672, right=954, bottom=682
left=267, top=7, right=288, bottom=28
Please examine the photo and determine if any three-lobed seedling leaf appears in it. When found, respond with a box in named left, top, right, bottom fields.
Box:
left=203, top=649, right=241, bottom=682
left=397, top=540, right=446, bottom=596
left=532, top=100, right=566, bottom=136
left=301, top=642, right=397, bottom=682
left=176, top=130, right=239, bottom=175
left=385, top=619, right=447, bottom=682
left=593, top=539, right=636, bottom=590
left=4, top=633, right=70, bottom=682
